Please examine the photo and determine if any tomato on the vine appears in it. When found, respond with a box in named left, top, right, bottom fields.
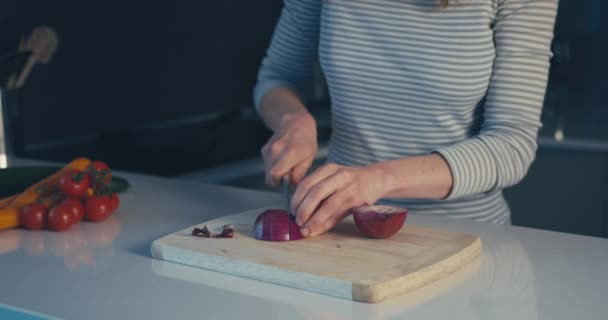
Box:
left=59, top=170, right=90, bottom=197
left=47, top=205, right=74, bottom=232
left=85, top=195, right=112, bottom=222
left=20, top=203, right=48, bottom=230
left=87, top=161, right=112, bottom=186
left=91, top=161, right=110, bottom=172
left=61, top=198, right=85, bottom=222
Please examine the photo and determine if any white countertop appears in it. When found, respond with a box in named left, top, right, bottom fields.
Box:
left=1, top=158, right=607, bottom=319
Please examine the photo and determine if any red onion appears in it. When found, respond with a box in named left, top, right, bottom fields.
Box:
left=252, top=209, right=303, bottom=241
left=352, top=205, right=407, bottom=239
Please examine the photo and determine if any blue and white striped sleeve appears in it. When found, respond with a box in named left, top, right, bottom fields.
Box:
left=435, top=0, right=559, bottom=199
left=253, top=0, right=322, bottom=111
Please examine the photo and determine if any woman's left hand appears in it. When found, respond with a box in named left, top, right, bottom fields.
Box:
left=291, top=163, right=388, bottom=237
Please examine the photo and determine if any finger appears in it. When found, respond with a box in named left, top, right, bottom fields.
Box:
left=261, top=135, right=285, bottom=186
left=301, top=192, right=355, bottom=237
left=291, top=163, right=340, bottom=220
left=295, top=169, right=350, bottom=227
left=290, top=158, right=313, bottom=186
left=269, top=148, right=297, bottom=187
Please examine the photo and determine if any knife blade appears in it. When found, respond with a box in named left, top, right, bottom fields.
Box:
left=282, top=174, right=294, bottom=218
left=282, top=174, right=297, bottom=240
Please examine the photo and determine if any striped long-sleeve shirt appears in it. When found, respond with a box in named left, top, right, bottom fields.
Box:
left=254, top=0, right=558, bottom=224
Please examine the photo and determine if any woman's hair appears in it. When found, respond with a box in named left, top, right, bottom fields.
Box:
left=441, top=0, right=449, bottom=7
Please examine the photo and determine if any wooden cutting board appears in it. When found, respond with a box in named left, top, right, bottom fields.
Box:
left=151, top=207, right=482, bottom=303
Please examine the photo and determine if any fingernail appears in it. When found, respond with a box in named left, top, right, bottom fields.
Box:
left=295, top=218, right=303, bottom=227
left=300, top=227, right=310, bottom=237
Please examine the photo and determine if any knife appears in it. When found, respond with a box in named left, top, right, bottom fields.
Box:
left=282, top=174, right=298, bottom=239
left=282, top=174, right=295, bottom=218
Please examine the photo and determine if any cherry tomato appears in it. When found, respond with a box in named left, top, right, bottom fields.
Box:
left=47, top=205, right=74, bottom=232
left=87, top=161, right=112, bottom=186
left=59, top=169, right=91, bottom=197
left=92, top=161, right=110, bottom=172
left=85, top=196, right=112, bottom=222
left=61, top=198, right=85, bottom=222
left=20, top=203, right=48, bottom=230
left=109, top=193, right=120, bottom=212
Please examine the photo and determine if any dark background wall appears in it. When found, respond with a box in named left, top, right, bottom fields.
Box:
left=1, top=0, right=283, bottom=174
left=1, top=0, right=606, bottom=157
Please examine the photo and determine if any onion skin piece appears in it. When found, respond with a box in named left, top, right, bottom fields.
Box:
left=352, top=205, right=407, bottom=239
left=252, top=209, right=303, bottom=241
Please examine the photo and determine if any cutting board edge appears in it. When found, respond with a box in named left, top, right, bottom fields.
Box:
left=151, top=239, right=354, bottom=300
left=351, top=236, right=482, bottom=303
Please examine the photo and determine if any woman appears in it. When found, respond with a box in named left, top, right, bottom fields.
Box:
left=254, top=0, right=558, bottom=237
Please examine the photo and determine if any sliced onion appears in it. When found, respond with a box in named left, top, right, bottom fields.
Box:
left=352, top=205, right=407, bottom=239
left=252, top=209, right=303, bottom=241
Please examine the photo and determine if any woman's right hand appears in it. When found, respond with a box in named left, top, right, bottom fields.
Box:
left=261, top=112, right=318, bottom=187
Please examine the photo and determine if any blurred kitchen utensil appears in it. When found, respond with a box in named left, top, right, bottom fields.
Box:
left=8, top=26, right=58, bottom=89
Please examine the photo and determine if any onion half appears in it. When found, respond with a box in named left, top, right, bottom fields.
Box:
left=351, top=205, right=407, bottom=239
left=252, top=209, right=303, bottom=241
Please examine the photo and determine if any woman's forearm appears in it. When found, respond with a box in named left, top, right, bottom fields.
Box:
left=259, top=87, right=453, bottom=200
left=258, top=87, right=315, bottom=132
left=373, top=153, right=454, bottom=200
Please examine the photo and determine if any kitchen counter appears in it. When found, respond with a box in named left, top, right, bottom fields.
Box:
left=1, top=158, right=607, bottom=319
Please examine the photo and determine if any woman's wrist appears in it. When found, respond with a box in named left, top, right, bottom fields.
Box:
left=369, top=154, right=453, bottom=200
left=277, top=110, right=316, bottom=132
left=368, top=161, right=405, bottom=201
